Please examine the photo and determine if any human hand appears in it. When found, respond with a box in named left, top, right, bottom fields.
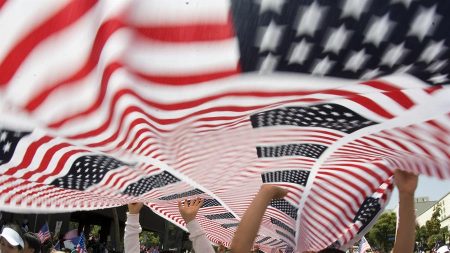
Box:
left=128, top=202, right=144, bottom=214
left=218, top=242, right=226, bottom=253
left=178, top=198, right=203, bottom=223
left=394, top=170, right=418, bottom=195
left=260, top=185, right=288, bottom=199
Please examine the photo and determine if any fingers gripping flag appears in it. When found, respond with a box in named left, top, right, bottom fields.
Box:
left=0, top=0, right=450, bottom=252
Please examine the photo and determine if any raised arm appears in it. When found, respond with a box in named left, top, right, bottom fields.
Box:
left=392, top=170, right=418, bottom=253
left=231, top=185, right=288, bottom=253
left=124, top=203, right=144, bottom=253
left=178, top=198, right=215, bottom=253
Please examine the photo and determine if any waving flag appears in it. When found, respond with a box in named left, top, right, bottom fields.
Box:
left=0, top=0, right=449, bottom=252
left=37, top=223, right=51, bottom=243
left=75, top=233, right=87, bottom=253
left=357, top=236, right=372, bottom=253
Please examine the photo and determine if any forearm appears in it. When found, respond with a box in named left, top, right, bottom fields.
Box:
left=186, top=220, right=215, bottom=253
left=392, top=192, right=415, bottom=253
left=124, top=213, right=142, bottom=253
left=231, top=187, right=273, bottom=253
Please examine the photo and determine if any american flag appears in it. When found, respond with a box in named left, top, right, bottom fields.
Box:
left=75, top=233, right=87, bottom=253
left=0, top=0, right=449, bottom=252
left=37, top=223, right=51, bottom=243
left=357, top=236, right=372, bottom=253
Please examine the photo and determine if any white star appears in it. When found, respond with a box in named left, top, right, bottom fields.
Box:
left=257, top=20, right=284, bottom=53
left=419, top=40, right=446, bottom=63
left=364, top=14, right=395, bottom=47
left=3, top=142, right=11, bottom=153
left=258, top=0, right=285, bottom=14
left=391, top=0, right=414, bottom=8
left=381, top=43, right=408, bottom=67
left=259, top=53, right=279, bottom=73
left=295, top=2, right=326, bottom=36
left=344, top=49, right=370, bottom=72
left=429, top=74, right=448, bottom=84
left=408, top=5, right=440, bottom=41
left=0, top=132, right=7, bottom=142
left=311, top=56, right=334, bottom=76
left=288, top=39, right=312, bottom=65
left=341, top=0, right=371, bottom=19
left=427, top=60, right=447, bottom=72
left=361, top=68, right=382, bottom=80
left=323, top=25, right=351, bottom=54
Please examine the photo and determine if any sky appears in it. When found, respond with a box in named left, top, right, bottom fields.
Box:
left=385, top=175, right=450, bottom=210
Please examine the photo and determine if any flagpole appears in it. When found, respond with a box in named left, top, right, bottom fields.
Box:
left=34, top=213, right=38, bottom=232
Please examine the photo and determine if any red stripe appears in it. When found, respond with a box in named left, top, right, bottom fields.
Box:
left=320, top=168, right=375, bottom=196
left=25, top=19, right=125, bottom=111
left=49, top=62, right=122, bottom=129
left=311, top=188, right=353, bottom=222
left=36, top=149, right=86, bottom=182
left=4, top=182, right=32, bottom=204
left=0, top=0, right=98, bottom=86
left=16, top=185, right=48, bottom=205
left=315, top=175, right=360, bottom=205
left=22, top=142, right=72, bottom=179
left=361, top=136, right=391, bottom=150
left=425, top=85, right=443, bottom=94
left=361, top=80, right=399, bottom=91
left=0, top=0, right=6, bottom=9
left=48, top=81, right=353, bottom=129
left=68, top=104, right=265, bottom=139
left=348, top=95, right=395, bottom=119
left=305, top=200, right=345, bottom=233
left=427, top=119, right=449, bottom=134
left=383, top=90, right=415, bottom=109
left=333, top=163, right=384, bottom=184
left=0, top=178, right=16, bottom=193
left=134, top=21, right=234, bottom=42
left=4, top=136, right=53, bottom=176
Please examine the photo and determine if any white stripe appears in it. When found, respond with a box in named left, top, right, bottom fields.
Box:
left=128, top=0, right=230, bottom=25
left=5, top=3, right=130, bottom=107
left=379, top=73, right=429, bottom=89
left=125, top=38, right=239, bottom=75
left=0, top=0, right=70, bottom=62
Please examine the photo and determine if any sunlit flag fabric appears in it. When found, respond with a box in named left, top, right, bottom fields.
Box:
left=0, top=0, right=449, bottom=252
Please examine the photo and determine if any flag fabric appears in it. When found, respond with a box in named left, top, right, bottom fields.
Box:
left=37, top=223, right=51, bottom=243
left=357, top=236, right=372, bottom=253
left=0, top=1, right=449, bottom=252
left=75, top=233, right=87, bottom=253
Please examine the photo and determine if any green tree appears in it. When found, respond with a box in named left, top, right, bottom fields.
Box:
left=140, top=231, right=160, bottom=247
left=366, top=212, right=397, bottom=253
left=416, top=203, right=448, bottom=250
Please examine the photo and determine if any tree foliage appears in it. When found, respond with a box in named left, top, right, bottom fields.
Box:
left=366, top=212, right=397, bottom=253
left=140, top=230, right=160, bottom=247
left=366, top=202, right=449, bottom=252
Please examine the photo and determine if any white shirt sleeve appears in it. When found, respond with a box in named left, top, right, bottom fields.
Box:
left=124, top=213, right=142, bottom=253
left=186, top=220, right=215, bottom=253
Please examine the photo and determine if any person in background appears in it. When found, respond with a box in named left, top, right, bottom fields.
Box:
left=23, top=233, right=41, bottom=253
left=230, top=170, right=418, bottom=253
left=1, top=224, right=24, bottom=253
